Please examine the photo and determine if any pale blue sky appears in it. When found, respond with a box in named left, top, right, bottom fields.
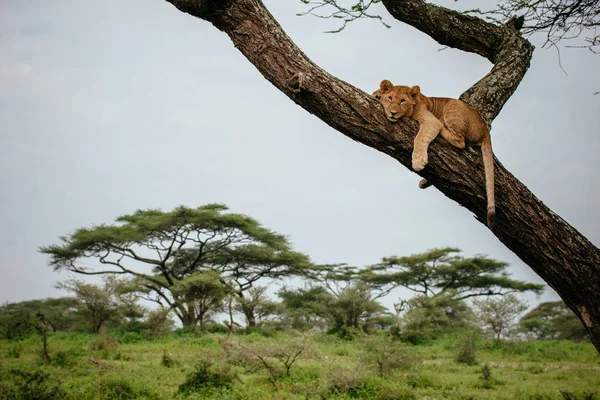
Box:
left=1, top=0, right=599, bottom=309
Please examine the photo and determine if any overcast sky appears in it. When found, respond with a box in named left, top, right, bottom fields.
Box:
left=1, top=0, right=598, bottom=310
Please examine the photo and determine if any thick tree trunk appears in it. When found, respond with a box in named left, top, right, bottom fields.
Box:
left=242, top=304, right=257, bottom=328
left=164, top=0, right=600, bottom=352
left=180, top=309, right=197, bottom=329
left=198, top=312, right=205, bottom=329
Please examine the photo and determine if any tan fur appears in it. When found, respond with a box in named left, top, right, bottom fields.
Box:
left=375, top=80, right=495, bottom=229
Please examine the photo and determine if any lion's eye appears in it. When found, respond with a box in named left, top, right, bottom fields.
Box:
left=388, top=96, right=393, bottom=101
left=400, top=99, right=405, bottom=103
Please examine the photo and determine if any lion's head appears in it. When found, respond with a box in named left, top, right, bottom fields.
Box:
left=373, top=80, right=421, bottom=122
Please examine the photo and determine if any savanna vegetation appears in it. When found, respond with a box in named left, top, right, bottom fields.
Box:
left=0, top=330, right=598, bottom=399
left=1, top=205, right=598, bottom=399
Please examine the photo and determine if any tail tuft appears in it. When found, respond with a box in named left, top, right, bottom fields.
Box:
left=487, top=208, right=495, bottom=230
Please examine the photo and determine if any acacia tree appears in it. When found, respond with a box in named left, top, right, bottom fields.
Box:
left=278, top=285, right=329, bottom=330
left=41, top=204, right=311, bottom=328
left=163, top=0, right=600, bottom=351
left=473, top=294, right=528, bottom=344
left=364, top=247, right=544, bottom=300
left=303, top=264, right=389, bottom=332
left=205, top=243, right=312, bottom=327
left=306, top=263, right=362, bottom=296
left=167, top=271, right=227, bottom=329
left=56, top=277, right=123, bottom=333
left=0, top=297, right=79, bottom=339
left=519, top=300, right=589, bottom=341
left=233, top=286, right=279, bottom=328
left=400, top=293, right=475, bottom=344
left=316, top=281, right=389, bottom=333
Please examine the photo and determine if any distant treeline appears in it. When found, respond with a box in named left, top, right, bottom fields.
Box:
left=2, top=204, right=585, bottom=343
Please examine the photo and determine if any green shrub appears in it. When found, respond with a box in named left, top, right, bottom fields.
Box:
left=119, top=332, right=145, bottom=344
left=331, top=325, right=363, bottom=341
left=219, top=337, right=312, bottom=387
left=173, top=327, right=195, bottom=337
left=116, top=321, right=144, bottom=335
left=243, top=327, right=276, bottom=337
left=161, top=349, right=175, bottom=368
left=455, top=331, right=479, bottom=365
left=6, top=344, right=22, bottom=359
left=488, top=339, right=528, bottom=355
left=362, top=335, right=416, bottom=377
left=540, top=347, right=569, bottom=361
left=561, top=392, right=596, bottom=400
left=401, top=295, right=473, bottom=344
left=141, top=308, right=174, bottom=339
left=529, top=364, right=544, bottom=374
left=405, top=373, right=433, bottom=389
left=177, top=360, right=235, bottom=395
left=206, top=323, right=229, bottom=334
left=89, top=335, right=118, bottom=351
left=528, top=394, right=554, bottom=400
left=101, top=378, right=139, bottom=400
left=53, top=351, right=71, bottom=367
left=99, top=376, right=159, bottom=399
left=324, top=363, right=368, bottom=396
left=475, top=364, right=503, bottom=389
left=388, top=325, right=402, bottom=341
left=359, top=375, right=417, bottom=400
left=0, top=369, right=65, bottom=400
left=481, top=364, right=491, bottom=379
left=336, top=347, right=350, bottom=357
left=0, top=308, right=37, bottom=340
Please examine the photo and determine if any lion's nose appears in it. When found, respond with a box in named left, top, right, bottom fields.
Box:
left=390, top=110, right=398, bottom=115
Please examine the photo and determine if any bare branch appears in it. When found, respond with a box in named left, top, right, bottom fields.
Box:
left=297, top=0, right=390, bottom=33
left=487, top=0, right=600, bottom=52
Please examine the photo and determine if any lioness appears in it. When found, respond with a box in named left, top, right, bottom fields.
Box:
left=374, top=79, right=495, bottom=229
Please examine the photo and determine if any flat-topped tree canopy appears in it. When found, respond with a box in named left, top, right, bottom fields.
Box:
left=364, top=247, right=545, bottom=300
left=40, top=204, right=312, bottom=328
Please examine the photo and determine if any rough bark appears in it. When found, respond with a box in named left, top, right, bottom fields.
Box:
left=164, top=0, right=600, bottom=352
left=180, top=309, right=196, bottom=329
left=243, top=307, right=257, bottom=329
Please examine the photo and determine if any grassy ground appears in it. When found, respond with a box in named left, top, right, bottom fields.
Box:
left=0, top=331, right=598, bottom=399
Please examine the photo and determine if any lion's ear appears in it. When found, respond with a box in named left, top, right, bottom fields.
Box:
left=380, top=79, right=393, bottom=94
left=410, top=85, right=420, bottom=98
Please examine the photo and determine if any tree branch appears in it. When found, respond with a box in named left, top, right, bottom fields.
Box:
left=455, top=290, right=515, bottom=301
left=163, top=0, right=600, bottom=352
left=380, top=0, right=534, bottom=123
left=79, top=254, right=170, bottom=289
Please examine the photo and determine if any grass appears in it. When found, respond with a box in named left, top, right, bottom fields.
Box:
left=0, top=331, right=598, bottom=399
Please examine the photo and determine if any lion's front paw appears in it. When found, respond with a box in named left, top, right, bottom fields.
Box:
left=412, top=152, right=428, bottom=171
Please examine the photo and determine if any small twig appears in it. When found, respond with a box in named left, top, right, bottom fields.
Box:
left=88, top=358, right=110, bottom=372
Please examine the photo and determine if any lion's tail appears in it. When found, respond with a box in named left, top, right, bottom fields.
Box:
left=481, top=135, right=495, bottom=230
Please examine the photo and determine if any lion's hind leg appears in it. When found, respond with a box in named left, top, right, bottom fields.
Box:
left=439, top=126, right=466, bottom=149
left=440, top=102, right=467, bottom=149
